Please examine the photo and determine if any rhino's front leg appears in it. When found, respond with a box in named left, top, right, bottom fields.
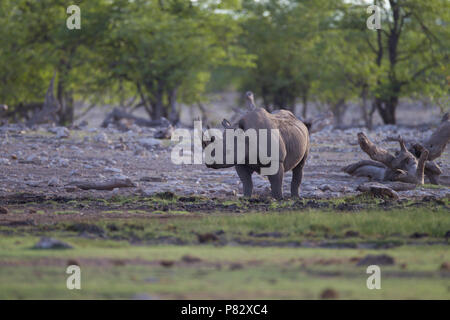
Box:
left=268, top=162, right=284, bottom=200
left=235, top=165, right=253, bottom=197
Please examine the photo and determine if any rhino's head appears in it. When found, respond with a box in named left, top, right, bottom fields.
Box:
left=202, top=119, right=235, bottom=169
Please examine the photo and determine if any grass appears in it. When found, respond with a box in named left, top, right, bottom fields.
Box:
left=0, top=243, right=448, bottom=299
left=0, top=203, right=449, bottom=299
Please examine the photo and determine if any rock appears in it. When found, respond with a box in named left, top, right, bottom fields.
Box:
left=320, top=288, right=339, bottom=299
left=113, top=174, right=130, bottom=180
left=160, top=260, right=175, bottom=267
left=154, top=125, right=174, bottom=139
left=356, top=254, right=395, bottom=266
left=229, top=263, right=243, bottom=270
left=197, top=233, right=219, bottom=243
left=440, top=262, right=450, bottom=272
left=48, top=177, right=61, bottom=187
left=70, top=170, right=80, bottom=176
left=132, top=293, right=158, bottom=300
left=0, top=206, right=9, bottom=214
left=139, top=176, right=167, bottom=182
left=0, top=158, right=11, bottom=165
left=138, top=138, right=161, bottom=148
left=57, top=158, right=70, bottom=167
left=64, top=186, right=79, bottom=192
left=66, top=223, right=105, bottom=236
left=104, top=167, right=122, bottom=173
left=344, top=230, right=359, bottom=237
left=445, top=231, right=450, bottom=241
left=318, top=184, right=333, bottom=192
left=181, top=255, right=202, bottom=263
left=93, top=132, right=110, bottom=144
left=25, top=181, right=41, bottom=187
left=48, top=127, right=70, bottom=139
left=21, top=154, right=42, bottom=165
left=67, top=259, right=80, bottom=266
left=409, top=232, right=429, bottom=239
left=33, top=237, right=73, bottom=249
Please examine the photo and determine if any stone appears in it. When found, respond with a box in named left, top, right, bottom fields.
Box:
left=356, top=254, right=395, bottom=266
left=93, top=132, right=110, bottom=144
left=139, top=176, right=166, bottom=182
left=48, top=177, right=61, bottom=187
left=0, top=158, right=11, bottom=165
left=138, top=138, right=161, bottom=148
left=104, top=167, right=122, bottom=173
left=33, top=237, right=73, bottom=249
left=48, top=127, right=70, bottom=139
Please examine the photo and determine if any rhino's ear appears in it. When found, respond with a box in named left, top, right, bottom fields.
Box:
left=222, top=119, right=232, bottom=129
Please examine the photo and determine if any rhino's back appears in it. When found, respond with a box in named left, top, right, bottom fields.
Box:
left=238, top=108, right=309, bottom=171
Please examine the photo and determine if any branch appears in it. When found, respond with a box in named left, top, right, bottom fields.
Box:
left=66, top=178, right=136, bottom=191
left=357, top=132, right=396, bottom=168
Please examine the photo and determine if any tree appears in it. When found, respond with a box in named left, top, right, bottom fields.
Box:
left=96, top=0, right=253, bottom=122
left=239, top=0, right=336, bottom=114
left=351, top=0, right=449, bottom=124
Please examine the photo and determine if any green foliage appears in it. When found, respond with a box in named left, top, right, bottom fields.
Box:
left=0, top=0, right=447, bottom=124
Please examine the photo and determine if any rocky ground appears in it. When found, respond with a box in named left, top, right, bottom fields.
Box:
left=0, top=111, right=449, bottom=300
left=0, top=120, right=448, bottom=203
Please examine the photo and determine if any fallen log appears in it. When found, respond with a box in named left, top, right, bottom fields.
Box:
left=101, top=108, right=169, bottom=129
left=357, top=181, right=416, bottom=192
left=342, top=160, right=387, bottom=181
left=66, top=178, right=136, bottom=191
left=344, top=112, right=450, bottom=187
left=356, top=182, right=400, bottom=200
left=356, top=132, right=424, bottom=184
left=412, top=113, right=450, bottom=161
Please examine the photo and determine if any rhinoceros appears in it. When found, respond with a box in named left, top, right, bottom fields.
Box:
left=203, top=92, right=310, bottom=199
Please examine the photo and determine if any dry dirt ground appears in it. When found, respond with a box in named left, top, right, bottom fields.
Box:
left=0, top=120, right=448, bottom=204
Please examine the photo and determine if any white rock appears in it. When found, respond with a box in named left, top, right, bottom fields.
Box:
left=138, top=138, right=161, bottom=147
left=0, top=158, right=10, bottom=165
left=94, top=132, right=110, bottom=144
left=57, top=158, right=70, bottom=167
left=48, top=127, right=70, bottom=139
left=48, top=177, right=61, bottom=186
left=104, top=167, right=122, bottom=173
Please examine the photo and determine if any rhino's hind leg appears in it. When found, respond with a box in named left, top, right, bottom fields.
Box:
left=268, top=163, right=284, bottom=200
left=235, top=165, right=253, bottom=197
left=291, top=153, right=308, bottom=198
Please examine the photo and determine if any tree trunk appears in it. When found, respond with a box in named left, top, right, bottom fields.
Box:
left=168, top=87, right=179, bottom=124
left=150, top=81, right=165, bottom=120
left=360, top=84, right=375, bottom=130
left=332, top=99, right=346, bottom=126
left=376, top=98, right=397, bottom=125
left=301, top=94, right=308, bottom=118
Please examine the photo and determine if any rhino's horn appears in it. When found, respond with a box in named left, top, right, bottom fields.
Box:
left=222, top=119, right=232, bottom=129
left=246, top=91, right=256, bottom=110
